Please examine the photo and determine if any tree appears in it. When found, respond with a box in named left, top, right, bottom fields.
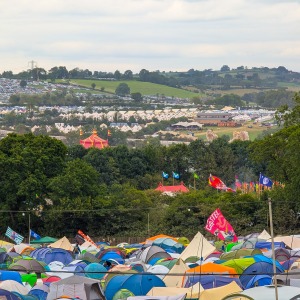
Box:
left=123, top=70, right=133, bottom=80
left=114, top=70, right=122, bottom=80
left=131, top=92, right=143, bottom=102
left=221, top=65, right=230, bottom=72
left=91, top=83, right=96, bottom=90
left=115, top=83, right=130, bottom=96
left=20, top=80, right=27, bottom=88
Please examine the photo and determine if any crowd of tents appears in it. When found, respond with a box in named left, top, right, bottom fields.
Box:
left=1, top=231, right=300, bottom=299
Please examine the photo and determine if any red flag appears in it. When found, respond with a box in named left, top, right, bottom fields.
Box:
left=208, top=174, right=227, bottom=190
left=205, top=208, right=238, bottom=242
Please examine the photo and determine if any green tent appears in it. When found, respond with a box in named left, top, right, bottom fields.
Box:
left=30, top=236, right=58, bottom=244
left=221, top=257, right=255, bottom=275
left=220, top=249, right=262, bottom=261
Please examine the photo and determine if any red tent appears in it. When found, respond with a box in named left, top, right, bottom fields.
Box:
left=155, top=182, right=189, bottom=193
left=80, top=129, right=109, bottom=149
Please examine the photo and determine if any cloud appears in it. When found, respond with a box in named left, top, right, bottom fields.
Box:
left=1, top=0, right=300, bottom=73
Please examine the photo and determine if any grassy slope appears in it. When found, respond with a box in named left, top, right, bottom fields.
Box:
left=68, top=79, right=201, bottom=98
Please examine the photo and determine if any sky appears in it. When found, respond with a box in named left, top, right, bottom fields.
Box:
left=1, top=0, right=300, bottom=74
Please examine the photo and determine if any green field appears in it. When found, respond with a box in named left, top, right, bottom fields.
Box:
left=194, top=123, right=274, bottom=141
left=67, top=79, right=201, bottom=98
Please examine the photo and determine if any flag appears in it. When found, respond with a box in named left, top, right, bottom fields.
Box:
left=205, top=208, right=238, bottom=242
left=208, top=174, right=227, bottom=190
left=209, top=174, right=235, bottom=192
left=30, top=229, right=41, bottom=240
left=235, top=175, right=242, bottom=189
left=5, top=227, right=24, bottom=244
left=107, top=129, right=112, bottom=137
left=172, top=172, right=180, bottom=179
left=162, top=172, right=169, bottom=179
left=193, top=173, right=199, bottom=179
left=259, top=173, right=273, bottom=187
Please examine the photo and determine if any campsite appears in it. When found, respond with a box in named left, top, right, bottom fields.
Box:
left=0, top=228, right=299, bottom=299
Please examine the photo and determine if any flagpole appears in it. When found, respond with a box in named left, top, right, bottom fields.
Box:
left=194, top=177, right=196, bottom=190
left=268, top=197, right=278, bottom=300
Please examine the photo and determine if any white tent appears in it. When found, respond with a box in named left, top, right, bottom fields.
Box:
left=179, top=232, right=215, bottom=262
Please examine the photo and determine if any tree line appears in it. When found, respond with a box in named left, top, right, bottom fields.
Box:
left=0, top=93, right=299, bottom=240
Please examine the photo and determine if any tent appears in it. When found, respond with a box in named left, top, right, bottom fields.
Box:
left=163, top=259, right=189, bottom=288
left=221, top=257, right=256, bottom=274
left=47, top=275, right=104, bottom=300
left=147, top=283, right=203, bottom=299
left=105, top=274, right=165, bottom=300
left=220, top=249, right=262, bottom=261
left=30, top=236, right=58, bottom=244
left=30, top=247, right=73, bottom=265
left=9, top=258, right=45, bottom=273
left=0, top=289, right=20, bottom=300
left=199, top=281, right=242, bottom=300
left=179, top=232, right=215, bottom=262
left=48, top=237, right=73, bottom=252
left=222, top=285, right=300, bottom=300
left=257, top=229, right=271, bottom=241
left=0, top=280, right=28, bottom=295
left=263, top=247, right=291, bottom=262
left=138, top=245, right=171, bottom=264
left=152, top=238, right=184, bottom=254
left=267, top=236, right=300, bottom=249
left=239, top=261, right=284, bottom=289
left=183, top=274, right=243, bottom=290
left=29, top=284, right=49, bottom=300
left=129, top=294, right=186, bottom=300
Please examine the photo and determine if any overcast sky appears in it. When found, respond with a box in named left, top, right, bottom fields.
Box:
left=1, top=0, right=300, bottom=74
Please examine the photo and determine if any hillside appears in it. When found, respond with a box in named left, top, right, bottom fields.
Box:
left=68, top=79, right=202, bottom=99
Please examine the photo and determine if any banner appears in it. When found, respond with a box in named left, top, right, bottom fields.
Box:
left=205, top=208, right=238, bottom=242
left=77, top=230, right=98, bottom=248
left=5, top=227, right=24, bottom=244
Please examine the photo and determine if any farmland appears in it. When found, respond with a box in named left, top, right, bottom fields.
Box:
left=68, top=79, right=201, bottom=98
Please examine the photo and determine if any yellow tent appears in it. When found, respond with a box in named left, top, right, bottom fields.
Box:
left=163, top=258, right=189, bottom=287
left=200, top=282, right=242, bottom=300
left=147, top=283, right=204, bottom=299
left=48, top=236, right=73, bottom=251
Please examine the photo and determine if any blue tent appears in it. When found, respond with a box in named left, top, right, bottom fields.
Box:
left=0, top=289, right=20, bottom=300
left=183, top=274, right=242, bottom=289
left=255, top=241, right=285, bottom=250
left=30, top=247, right=73, bottom=265
left=245, top=275, right=272, bottom=289
left=240, top=261, right=284, bottom=289
left=253, top=254, right=285, bottom=270
left=84, top=263, right=107, bottom=280
left=152, top=238, right=184, bottom=254
left=0, top=271, right=22, bottom=284
left=100, top=252, right=124, bottom=264
left=28, top=284, right=49, bottom=300
left=105, top=274, right=165, bottom=300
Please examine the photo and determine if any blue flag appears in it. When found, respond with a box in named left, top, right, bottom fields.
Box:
left=259, top=173, right=273, bottom=187
left=172, top=172, right=180, bottom=179
left=30, top=229, right=41, bottom=240
left=162, top=172, right=169, bottom=179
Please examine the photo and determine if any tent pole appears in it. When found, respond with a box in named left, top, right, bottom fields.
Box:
left=268, top=197, right=278, bottom=300
left=28, top=212, right=31, bottom=245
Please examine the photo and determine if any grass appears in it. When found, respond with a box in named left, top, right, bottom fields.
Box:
left=67, top=79, right=202, bottom=98
left=194, top=123, right=273, bottom=141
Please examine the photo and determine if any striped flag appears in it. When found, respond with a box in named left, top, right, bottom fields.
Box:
left=5, top=227, right=24, bottom=244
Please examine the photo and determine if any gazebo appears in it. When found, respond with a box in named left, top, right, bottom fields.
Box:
left=80, top=129, right=109, bottom=149
left=155, top=182, right=189, bottom=195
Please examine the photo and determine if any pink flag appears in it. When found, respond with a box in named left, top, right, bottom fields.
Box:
left=205, top=208, right=238, bottom=242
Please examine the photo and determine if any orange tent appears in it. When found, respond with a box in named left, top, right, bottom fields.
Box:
left=145, top=234, right=178, bottom=244
left=185, top=262, right=236, bottom=277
